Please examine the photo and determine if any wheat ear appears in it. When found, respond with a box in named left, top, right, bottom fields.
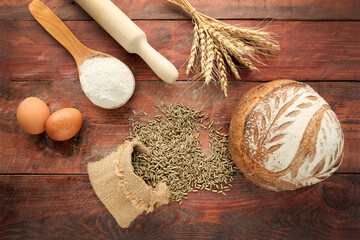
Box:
left=218, top=45, right=240, bottom=80
left=215, top=46, right=228, bottom=96
left=204, top=34, right=215, bottom=84
left=198, top=25, right=207, bottom=73
left=186, top=24, right=200, bottom=75
left=210, top=22, right=280, bottom=52
left=166, top=0, right=280, bottom=96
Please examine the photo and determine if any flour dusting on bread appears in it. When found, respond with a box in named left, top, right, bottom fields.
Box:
left=229, top=80, right=344, bottom=191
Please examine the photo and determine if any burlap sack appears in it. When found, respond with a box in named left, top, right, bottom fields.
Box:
left=87, top=139, right=169, bottom=228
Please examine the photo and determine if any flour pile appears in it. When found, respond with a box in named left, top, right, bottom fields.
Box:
left=79, top=57, right=135, bottom=109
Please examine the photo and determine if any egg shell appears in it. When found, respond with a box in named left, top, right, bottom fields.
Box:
left=17, top=97, right=50, bottom=135
left=45, top=108, right=83, bottom=141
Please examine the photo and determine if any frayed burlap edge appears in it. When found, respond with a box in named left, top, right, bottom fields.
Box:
left=87, top=138, right=170, bottom=228
left=114, top=138, right=170, bottom=213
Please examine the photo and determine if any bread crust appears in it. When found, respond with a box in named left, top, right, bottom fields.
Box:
left=229, top=80, right=344, bottom=191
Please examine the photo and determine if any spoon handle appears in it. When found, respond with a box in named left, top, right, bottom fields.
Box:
left=29, top=0, right=88, bottom=66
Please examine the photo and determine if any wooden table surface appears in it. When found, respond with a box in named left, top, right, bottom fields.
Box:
left=1, top=0, right=359, bottom=239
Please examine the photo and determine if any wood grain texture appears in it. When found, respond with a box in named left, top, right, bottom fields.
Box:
left=28, top=0, right=114, bottom=69
left=1, top=0, right=360, bottom=21
left=1, top=0, right=359, bottom=238
left=0, top=81, right=358, bottom=174
left=0, top=174, right=359, bottom=239
left=1, top=20, right=360, bottom=82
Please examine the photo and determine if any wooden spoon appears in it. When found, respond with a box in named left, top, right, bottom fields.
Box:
left=29, top=0, right=135, bottom=109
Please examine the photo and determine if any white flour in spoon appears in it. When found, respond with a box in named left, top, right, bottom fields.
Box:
left=79, top=57, right=135, bottom=109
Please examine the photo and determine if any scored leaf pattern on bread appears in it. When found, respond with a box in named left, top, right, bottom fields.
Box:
left=246, top=84, right=316, bottom=166
left=273, top=121, right=294, bottom=132
left=245, top=83, right=343, bottom=185
left=285, top=110, right=300, bottom=117
left=307, top=110, right=344, bottom=181
left=266, top=144, right=283, bottom=154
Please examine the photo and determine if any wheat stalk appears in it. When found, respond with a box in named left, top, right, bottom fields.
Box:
left=166, top=0, right=280, bottom=96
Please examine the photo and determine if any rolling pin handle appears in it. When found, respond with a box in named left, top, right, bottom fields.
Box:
left=136, top=39, right=179, bottom=84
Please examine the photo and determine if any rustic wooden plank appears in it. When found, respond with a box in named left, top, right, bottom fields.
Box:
left=0, top=174, right=359, bottom=239
left=1, top=20, right=359, bottom=82
left=1, top=0, right=360, bottom=21
left=0, top=81, right=358, bottom=174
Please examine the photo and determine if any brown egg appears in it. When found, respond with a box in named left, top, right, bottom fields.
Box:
left=17, top=97, right=50, bottom=135
left=45, top=108, right=83, bottom=141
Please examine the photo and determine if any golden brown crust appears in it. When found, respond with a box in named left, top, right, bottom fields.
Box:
left=229, top=80, right=297, bottom=191
left=229, top=79, right=343, bottom=191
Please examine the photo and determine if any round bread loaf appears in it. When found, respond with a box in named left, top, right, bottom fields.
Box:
left=229, top=80, right=344, bottom=191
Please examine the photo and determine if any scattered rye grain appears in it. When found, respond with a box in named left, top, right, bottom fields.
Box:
left=127, top=104, right=236, bottom=202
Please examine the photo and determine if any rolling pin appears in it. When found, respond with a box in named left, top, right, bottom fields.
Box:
left=75, top=0, right=178, bottom=84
